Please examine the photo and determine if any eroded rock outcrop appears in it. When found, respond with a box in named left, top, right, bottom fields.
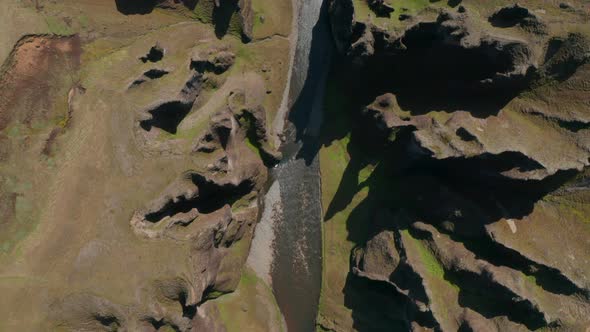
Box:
left=115, top=0, right=254, bottom=41
left=137, top=46, right=236, bottom=136
left=338, top=9, right=589, bottom=181
left=488, top=4, right=548, bottom=34
left=321, top=1, right=590, bottom=331
left=0, top=10, right=288, bottom=330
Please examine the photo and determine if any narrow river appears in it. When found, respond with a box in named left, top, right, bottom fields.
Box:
left=269, top=0, right=332, bottom=331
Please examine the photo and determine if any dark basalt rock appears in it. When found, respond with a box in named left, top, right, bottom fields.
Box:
left=210, top=0, right=253, bottom=42
left=328, top=0, right=355, bottom=54
left=399, top=14, right=412, bottom=21
left=367, top=0, right=394, bottom=18
left=488, top=4, right=548, bottom=34
left=323, top=1, right=590, bottom=331
left=354, top=230, right=400, bottom=279
left=542, top=33, right=590, bottom=81
left=190, top=50, right=236, bottom=74
left=350, top=17, right=536, bottom=116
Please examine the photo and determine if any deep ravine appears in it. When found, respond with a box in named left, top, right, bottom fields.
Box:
left=267, top=0, right=333, bottom=330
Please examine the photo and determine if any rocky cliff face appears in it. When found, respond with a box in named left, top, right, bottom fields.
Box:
left=319, top=1, right=590, bottom=331
left=114, top=0, right=255, bottom=41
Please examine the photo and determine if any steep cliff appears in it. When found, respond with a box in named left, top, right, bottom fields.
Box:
left=319, top=1, right=590, bottom=331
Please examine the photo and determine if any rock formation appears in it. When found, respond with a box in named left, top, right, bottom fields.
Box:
left=319, top=1, right=590, bottom=331
left=2, top=0, right=590, bottom=331
left=0, top=1, right=289, bottom=330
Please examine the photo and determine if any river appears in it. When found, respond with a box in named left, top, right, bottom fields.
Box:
left=269, top=0, right=332, bottom=331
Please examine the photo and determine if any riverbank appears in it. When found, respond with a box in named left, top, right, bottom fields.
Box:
left=272, top=0, right=301, bottom=148
left=246, top=180, right=281, bottom=286
left=245, top=0, right=299, bottom=329
left=247, top=0, right=331, bottom=330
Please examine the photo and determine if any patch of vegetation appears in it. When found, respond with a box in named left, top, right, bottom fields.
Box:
left=252, top=6, right=266, bottom=32
left=5, top=124, right=22, bottom=138
left=193, top=1, right=215, bottom=24
left=403, top=230, right=445, bottom=279
left=231, top=192, right=256, bottom=212
left=245, top=136, right=262, bottom=157
left=204, top=290, right=229, bottom=300
left=216, top=267, right=284, bottom=332
left=352, top=0, right=436, bottom=30
left=357, top=164, right=375, bottom=185
left=81, top=38, right=130, bottom=64
left=544, top=194, right=590, bottom=224
left=44, top=16, right=75, bottom=35
left=158, top=117, right=209, bottom=142
left=250, top=0, right=292, bottom=39
left=78, top=14, right=90, bottom=29
left=232, top=45, right=255, bottom=70
left=192, top=0, right=244, bottom=39
left=318, top=64, right=397, bottom=329
left=0, top=189, right=37, bottom=254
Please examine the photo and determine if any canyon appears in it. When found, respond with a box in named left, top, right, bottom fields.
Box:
left=0, top=0, right=590, bottom=331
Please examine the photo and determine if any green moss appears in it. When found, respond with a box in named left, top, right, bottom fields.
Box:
left=193, top=1, right=215, bottom=23
left=81, top=38, right=130, bottom=64
left=544, top=194, right=590, bottom=224
left=352, top=0, right=435, bottom=30
left=317, top=137, right=375, bottom=328
left=240, top=269, right=258, bottom=287
left=159, top=118, right=209, bottom=142
left=44, top=16, right=74, bottom=35
left=78, top=14, right=90, bottom=29
left=158, top=326, right=177, bottom=332
left=205, top=290, right=228, bottom=300
left=325, top=135, right=350, bottom=164
left=357, top=164, right=374, bottom=185
left=5, top=124, right=22, bottom=137
left=250, top=0, right=281, bottom=35
left=252, top=7, right=265, bottom=32
left=216, top=268, right=284, bottom=332
left=233, top=45, right=255, bottom=71
left=231, top=192, right=256, bottom=212
left=192, top=0, right=244, bottom=38
left=403, top=230, right=445, bottom=279
left=245, top=136, right=262, bottom=156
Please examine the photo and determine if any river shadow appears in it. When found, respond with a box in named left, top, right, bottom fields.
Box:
left=270, top=0, right=333, bottom=331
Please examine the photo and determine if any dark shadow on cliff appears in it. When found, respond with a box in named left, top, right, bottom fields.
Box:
left=212, top=0, right=240, bottom=39
left=140, top=101, right=192, bottom=134
left=319, top=57, right=582, bottom=328
left=116, top=0, right=246, bottom=41
left=286, top=0, right=333, bottom=165
left=331, top=142, right=579, bottom=329
left=115, top=0, right=158, bottom=14
left=318, top=20, right=537, bottom=126
left=343, top=273, right=413, bottom=331
left=318, top=7, right=590, bottom=330
left=182, top=0, right=243, bottom=40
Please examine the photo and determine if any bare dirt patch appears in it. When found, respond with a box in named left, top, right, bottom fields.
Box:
left=0, top=34, right=81, bottom=130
